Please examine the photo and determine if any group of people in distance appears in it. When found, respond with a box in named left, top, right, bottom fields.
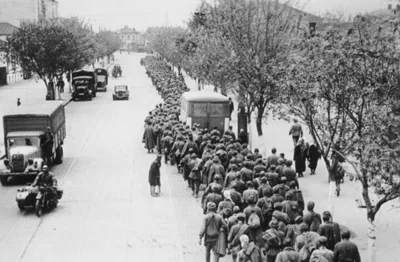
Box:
left=141, top=55, right=360, bottom=262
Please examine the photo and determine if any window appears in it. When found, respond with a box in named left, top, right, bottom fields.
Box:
left=210, top=103, right=225, bottom=116
left=193, top=103, right=208, bottom=115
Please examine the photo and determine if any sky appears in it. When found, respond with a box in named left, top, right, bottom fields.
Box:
left=59, top=0, right=387, bottom=31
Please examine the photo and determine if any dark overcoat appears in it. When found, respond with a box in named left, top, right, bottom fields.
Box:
left=148, top=159, right=161, bottom=186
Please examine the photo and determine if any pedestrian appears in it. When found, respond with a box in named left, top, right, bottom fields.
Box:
left=303, top=201, right=322, bottom=233
left=263, top=220, right=285, bottom=262
left=329, top=155, right=345, bottom=196
left=188, top=153, right=202, bottom=198
left=310, top=236, right=334, bottom=262
left=289, top=118, right=303, bottom=147
left=229, top=97, right=234, bottom=121
left=143, top=122, right=156, bottom=153
left=266, top=148, right=279, bottom=169
left=148, top=154, right=162, bottom=197
left=238, top=129, right=248, bottom=145
left=17, top=98, right=21, bottom=106
left=333, top=230, right=361, bottom=262
left=236, top=234, right=263, bottom=262
left=275, top=237, right=301, bottom=262
left=227, top=213, right=249, bottom=262
left=40, top=126, right=54, bottom=166
left=294, top=138, right=307, bottom=178
left=57, top=77, right=65, bottom=93
left=307, top=141, right=321, bottom=175
left=317, top=212, right=337, bottom=251
left=294, top=223, right=320, bottom=262
left=199, top=202, right=228, bottom=262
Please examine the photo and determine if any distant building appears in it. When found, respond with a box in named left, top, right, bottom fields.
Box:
left=116, top=26, right=146, bottom=51
left=0, top=0, right=59, bottom=27
left=0, top=0, right=58, bottom=85
left=0, top=22, right=20, bottom=85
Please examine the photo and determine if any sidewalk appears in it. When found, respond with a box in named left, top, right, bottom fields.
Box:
left=0, top=79, right=72, bottom=158
left=180, top=73, right=400, bottom=261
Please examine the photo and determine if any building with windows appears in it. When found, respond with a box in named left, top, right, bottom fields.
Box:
left=116, top=26, right=146, bottom=51
left=0, top=0, right=58, bottom=85
left=0, top=22, right=19, bottom=85
left=0, top=0, right=58, bottom=27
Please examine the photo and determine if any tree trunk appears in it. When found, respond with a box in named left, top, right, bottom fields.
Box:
left=368, top=219, right=377, bottom=262
left=256, top=106, right=265, bottom=136
left=69, top=71, right=72, bottom=93
left=322, top=156, right=336, bottom=216
left=46, top=81, right=55, bottom=100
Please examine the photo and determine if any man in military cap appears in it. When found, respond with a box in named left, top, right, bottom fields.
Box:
left=199, top=202, right=227, bottom=262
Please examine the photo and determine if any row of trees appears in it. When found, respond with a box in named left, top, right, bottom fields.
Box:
left=7, top=17, right=121, bottom=100
left=146, top=1, right=400, bottom=261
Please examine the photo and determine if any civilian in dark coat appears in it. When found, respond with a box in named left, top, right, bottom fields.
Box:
left=229, top=97, right=234, bottom=120
left=143, top=123, right=156, bottom=153
left=293, top=138, right=307, bottom=177
left=148, top=155, right=162, bottom=197
left=333, top=230, right=361, bottom=262
left=307, top=142, right=321, bottom=175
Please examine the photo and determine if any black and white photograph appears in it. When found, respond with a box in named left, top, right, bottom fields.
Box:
left=0, top=0, right=399, bottom=261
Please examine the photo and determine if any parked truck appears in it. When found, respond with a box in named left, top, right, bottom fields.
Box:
left=0, top=102, right=66, bottom=185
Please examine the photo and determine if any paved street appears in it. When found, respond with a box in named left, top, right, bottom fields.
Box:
left=0, top=52, right=399, bottom=262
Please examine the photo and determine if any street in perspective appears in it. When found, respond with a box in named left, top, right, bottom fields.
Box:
left=0, top=0, right=399, bottom=262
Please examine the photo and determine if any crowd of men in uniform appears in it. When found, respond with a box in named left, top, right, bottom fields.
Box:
left=141, top=55, right=360, bottom=262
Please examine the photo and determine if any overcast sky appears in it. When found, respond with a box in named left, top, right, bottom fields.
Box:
left=59, top=0, right=387, bottom=31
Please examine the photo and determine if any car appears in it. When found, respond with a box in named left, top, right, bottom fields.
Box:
left=112, top=85, right=129, bottom=100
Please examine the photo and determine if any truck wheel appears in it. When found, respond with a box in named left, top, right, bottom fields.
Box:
left=35, top=199, right=43, bottom=217
left=0, top=176, right=8, bottom=186
left=54, top=146, right=63, bottom=164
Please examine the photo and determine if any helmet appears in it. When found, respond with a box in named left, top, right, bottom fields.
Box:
left=42, top=165, right=49, bottom=171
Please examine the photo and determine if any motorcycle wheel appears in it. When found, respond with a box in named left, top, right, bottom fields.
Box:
left=17, top=203, right=24, bottom=211
left=35, top=199, right=43, bottom=217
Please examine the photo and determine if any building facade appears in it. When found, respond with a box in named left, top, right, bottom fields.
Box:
left=0, top=0, right=58, bottom=85
left=0, top=0, right=58, bottom=27
left=0, top=23, right=20, bottom=85
left=116, top=26, right=146, bottom=51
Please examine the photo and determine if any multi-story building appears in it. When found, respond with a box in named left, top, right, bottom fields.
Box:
left=0, top=22, right=19, bottom=85
left=0, top=0, right=58, bottom=27
left=0, top=0, right=58, bottom=85
left=116, top=26, right=146, bottom=51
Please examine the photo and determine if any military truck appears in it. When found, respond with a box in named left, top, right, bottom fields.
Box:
left=0, top=102, right=66, bottom=185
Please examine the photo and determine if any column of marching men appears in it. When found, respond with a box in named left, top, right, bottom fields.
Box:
left=140, top=55, right=361, bottom=262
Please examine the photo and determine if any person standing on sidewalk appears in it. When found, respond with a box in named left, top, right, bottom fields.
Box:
left=17, top=98, right=21, bottom=106
left=289, top=118, right=303, bottom=147
left=199, top=202, right=228, bottom=262
left=148, top=155, right=162, bottom=197
left=229, top=97, right=234, bottom=121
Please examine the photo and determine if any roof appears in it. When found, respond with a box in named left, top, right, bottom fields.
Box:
left=0, top=22, right=18, bottom=35
left=119, top=26, right=137, bottom=34
left=182, top=92, right=229, bottom=102
left=3, top=101, right=63, bottom=117
left=7, top=131, right=44, bottom=137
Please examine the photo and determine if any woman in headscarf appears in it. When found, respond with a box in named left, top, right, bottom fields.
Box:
left=148, top=155, right=162, bottom=197
left=294, top=138, right=307, bottom=177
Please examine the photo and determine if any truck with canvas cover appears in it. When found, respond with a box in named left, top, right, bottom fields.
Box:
left=0, top=102, right=66, bottom=185
left=72, top=69, right=97, bottom=101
